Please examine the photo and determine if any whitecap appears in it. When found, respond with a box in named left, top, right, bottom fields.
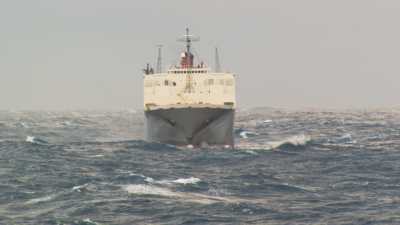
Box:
left=61, top=121, right=73, bottom=126
left=266, top=134, right=311, bottom=149
left=281, top=183, right=322, bottom=192
left=124, top=184, right=177, bottom=197
left=128, top=172, right=145, bottom=177
left=338, top=133, right=357, bottom=144
left=144, top=177, right=155, bottom=183
left=172, top=177, right=201, bottom=185
left=25, top=136, right=48, bottom=145
left=239, top=131, right=258, bottom=139
left=26, top=194, right=56, bottom=204
left=125, top=172, right=155, bottom=183
left=237, top=134, right=311, bottom=150
left=123, top=184, right=223, bottom=204
left=244, top=150, right=258, bottom=155
left=18, top=122, right=29, bottom=128
left=72, top=184, right=89, bottom=192
left=25, top=136, right=35, bottom=143
left=82, top=218, right=98, bottom=225
left=89, top=154, right=104, bottom=158
left=123, top=184, right=267, bottom=204
left=144, top=176, right=201, bottom=185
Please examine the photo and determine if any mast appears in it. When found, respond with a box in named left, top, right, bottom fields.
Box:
left=185, top=28, right=191, bottom=55
left=156, top=45, right=163, bottom=73
left=178, top=28, right=199, bottom=68
left=215, top=47, right=221, bottom=72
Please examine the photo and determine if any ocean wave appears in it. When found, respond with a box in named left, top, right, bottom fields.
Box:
left=262, top=119, right=273, bottom=124
left=88, top=154, right=104, bottom=158
left=26, top=194, right=56, bottom=204
left=266, top=134, right=312, bottom=149
left=124, top=184, right=178, bottom=197
left=72, top=184, right=89, bottom=192
left=16, top=122, right=29, bottom=128
left=123, top=184, right=269, bottom=205
left=280, top=183, right=322, bottom=192
left=122, top=172, right=155, bottom=183
left=172, top=177, right=201, bottom=185
left=79, top=218, right=99, bottom=225
left=237, top=134, right=312, bottom=151
left=320, top=133, right=358, bottom=147
left=239, top=131, right=258, bottom=139
left=235, top=128, right=259, bottom=139
left=65, top=218, right=99, bottom=225
left=331, top=181, right=370, bottom=189
left=123, top=184, right=230, bottom=204
left=337, top=133, right=357, bottom=144
left=142, top=175, right=201, bottom=185
left=25, top=136, right=48, bottom=145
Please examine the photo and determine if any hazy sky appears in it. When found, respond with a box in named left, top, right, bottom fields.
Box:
left=1, top=0, right=399, bottom=110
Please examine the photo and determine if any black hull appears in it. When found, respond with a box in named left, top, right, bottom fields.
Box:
left=145, top=107, right=234, bottom=147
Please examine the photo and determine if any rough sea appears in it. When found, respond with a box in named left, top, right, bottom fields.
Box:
left=1, top=107, right=400, bottom=225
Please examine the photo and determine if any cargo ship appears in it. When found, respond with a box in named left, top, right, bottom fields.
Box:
left=143, top=29, right=236, bottom=148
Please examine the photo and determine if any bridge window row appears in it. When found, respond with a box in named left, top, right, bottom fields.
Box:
left=145, top=79, right=233, bottom=87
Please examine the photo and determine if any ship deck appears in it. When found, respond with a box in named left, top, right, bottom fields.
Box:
left=145, top=103, right=234, bottom=111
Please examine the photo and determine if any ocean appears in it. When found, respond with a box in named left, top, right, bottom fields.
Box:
left=1, top=108, right=400, bottom=225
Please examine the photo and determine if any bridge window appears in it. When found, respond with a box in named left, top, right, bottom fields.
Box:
left=164, top=80, right=169, bottom=86
left=208, top=79, right=214, bottom=85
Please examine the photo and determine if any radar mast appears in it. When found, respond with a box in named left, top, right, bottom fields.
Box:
left=178, top=28, right=199, bottom=68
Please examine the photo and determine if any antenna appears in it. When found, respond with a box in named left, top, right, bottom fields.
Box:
left=177, top=28, right=199, bottom=55
left=156, top=45, right=163, bottom=73
left=215, top=47, right=221, bottom=72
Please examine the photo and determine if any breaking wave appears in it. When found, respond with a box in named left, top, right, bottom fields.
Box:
left=235, top=128, right=259, bottom=139
left=26, top=194, right=56, bottom=204
left=124, top=184, right=178, bottom=197
left=123, top=184, right=250, bottom=205
left=138, top=174, right=202, bottom=186
left=266, top=134, right=312, bottom=149
left=25, top=136, right=49, bottom=145
left=237, top=134, right=312, bottom=151
left=172, top=177, right=201, bottom=185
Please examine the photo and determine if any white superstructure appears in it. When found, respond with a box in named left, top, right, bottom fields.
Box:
left=144, top=68, right=235, bottom=111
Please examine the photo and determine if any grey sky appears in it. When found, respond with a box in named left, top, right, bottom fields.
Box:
left=0, top=0, right=399, bottom=110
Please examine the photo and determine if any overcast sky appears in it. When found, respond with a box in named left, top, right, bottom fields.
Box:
left=0, top=0, right=399, bottom=110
